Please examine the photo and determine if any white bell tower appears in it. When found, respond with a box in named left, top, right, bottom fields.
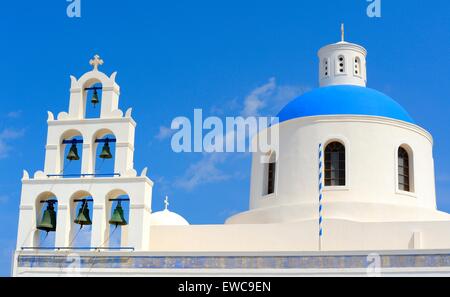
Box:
left=318, top=24, right=367, bottom=87
left=16, top=55, right=153, bottom=252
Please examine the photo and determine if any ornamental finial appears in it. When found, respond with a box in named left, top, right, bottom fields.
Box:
left=89, top=54, right=104, bottom=71
left=164, top=195, right=169, bottom=210
left=341, top=23, right=345, bottom=42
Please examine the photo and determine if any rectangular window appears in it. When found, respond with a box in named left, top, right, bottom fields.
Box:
left=325, top=146, right=345, bottom=186
left=398, top=147, right=410, bottom=192
left=267, top=162, right=276, bottom=195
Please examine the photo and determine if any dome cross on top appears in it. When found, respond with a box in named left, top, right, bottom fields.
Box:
left=89, top=54, right=104, bottom=71
left=164, top=196, right=170, bottom=210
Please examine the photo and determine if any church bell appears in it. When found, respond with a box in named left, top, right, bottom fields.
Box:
left=66, top=143, right=80, bottom=161
left=109, top=201, right=128, bottom=226
left=37, top=202, right=57, bottom=233
left=74, top=200, right=92, bottom=227
left=91, top=88, right=100, bottom=107
left=99, top=140, right=113, bottom=159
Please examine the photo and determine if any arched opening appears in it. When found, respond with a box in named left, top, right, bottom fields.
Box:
left=60, top=130, right=83, bottom=177
left=34, top=192, right=58, bottom=248
left=69, top=191, right=94, bottom=248
left=337, top=55, right=345, bottom=74
left=83, top=81, right=103, bottom=119
left=263, top=151, right=276, bottom=196
left=92, top=129, right=117, bottom=176
left=105, top=190, right=130, bottom=248
left=398, top=146, right=413, bottom=192
left=323, top=58, right=329, bottom=77
left=354, top=57, right=361, bottom=76
left=324, top=141, right=346, bottom=186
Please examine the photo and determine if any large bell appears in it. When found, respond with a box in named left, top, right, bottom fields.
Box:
left=66, top=143, right=80, bottom=161
left=37, top=203, right=57, bottom=233
left=99, top=141, right=113, bottom=159
left=91, top=88, right=100, bottom=107
left=109, top=201, right=127, bottom=226
left=74, top=200, right=92, bottom=227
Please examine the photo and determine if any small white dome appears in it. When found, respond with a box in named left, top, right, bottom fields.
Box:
left=149, top=209, right=189, bottom=226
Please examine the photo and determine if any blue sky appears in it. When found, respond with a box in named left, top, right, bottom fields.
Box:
left=0, top=0, right=449, bottom=275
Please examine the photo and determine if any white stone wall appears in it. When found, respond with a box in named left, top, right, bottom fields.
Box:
left=147, top=220, right=450, bottom=252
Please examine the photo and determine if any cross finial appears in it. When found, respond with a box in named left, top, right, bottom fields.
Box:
left=89, top=54, right=104, bottom=71
left=340, top=23, right=345, bottom=42
left=164, top=195, right=169, bottom=210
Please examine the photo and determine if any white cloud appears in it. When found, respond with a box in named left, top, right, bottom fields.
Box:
left=169, top=78, right=308, bottom=190
left=0, top=128, right=25, bottom=159
left=209, top=98, right=240, bottom=115
left=174, top=154, right=231, bottom=190
left=242, top=77, right=276, bottom=117
left=156, top=117, right=188, bottom=141
left=241, top=77, right=307, bottom=117
left=270, top=84, right=309, bottom=113
left=6, top=110, right=22, bottom=119
left=155, top=125, right=175, bottom=141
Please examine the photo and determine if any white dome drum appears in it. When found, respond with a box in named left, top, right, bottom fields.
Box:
left=227, top=114, right=445, bottom=224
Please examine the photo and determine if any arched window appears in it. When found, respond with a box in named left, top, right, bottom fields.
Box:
left=106, top=190, right=130, bottom=248
left=84, top=82, right=103, bottom=119
left=337, top=55, right=345, bottom=74
left=92, top=129, right=117, bottom=176
left=264, top=152, right=276, bottom=195
left=324, top=142, right=345, bottom=186
left=60, top=130, right=83, bottom=177
left=70, top=191, right=94, bottom=248
left=398, top=147, right=411, bottom=191
left=35, top=192, right=58, bottom=248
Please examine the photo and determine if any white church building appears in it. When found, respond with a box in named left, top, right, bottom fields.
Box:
left=12, top=30, right=450, bottom=276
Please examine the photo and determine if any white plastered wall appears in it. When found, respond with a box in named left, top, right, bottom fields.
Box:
left=147, top=219, right=450, bottom=252
left=227, top=115, right=444, bottom=224
left=318, top=42, right=367, bottom=87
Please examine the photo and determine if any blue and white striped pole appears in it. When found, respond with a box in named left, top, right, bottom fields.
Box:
left=318, top=143, right=324, bottom=251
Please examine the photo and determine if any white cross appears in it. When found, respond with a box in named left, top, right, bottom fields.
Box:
left=164, top=196, right=169, bottom=210
left=89, top=54, right=104, bottom=71
left=341, top=23, right=345, bottom=42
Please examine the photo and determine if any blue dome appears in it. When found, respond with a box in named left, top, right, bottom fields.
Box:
left=276, top=85, right=414, bottom=124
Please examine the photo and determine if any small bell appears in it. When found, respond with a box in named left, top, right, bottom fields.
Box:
left=37, top=202, right=57, bottom=233
left=109, top=201, right=127, bottom=226
left=66, top=143, right=80, bottom=161
left=91, top=88, right=100, bottom=107
left=99, top=140, right=113, bottom=159
left=74, top=200, right=92, bottom=227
